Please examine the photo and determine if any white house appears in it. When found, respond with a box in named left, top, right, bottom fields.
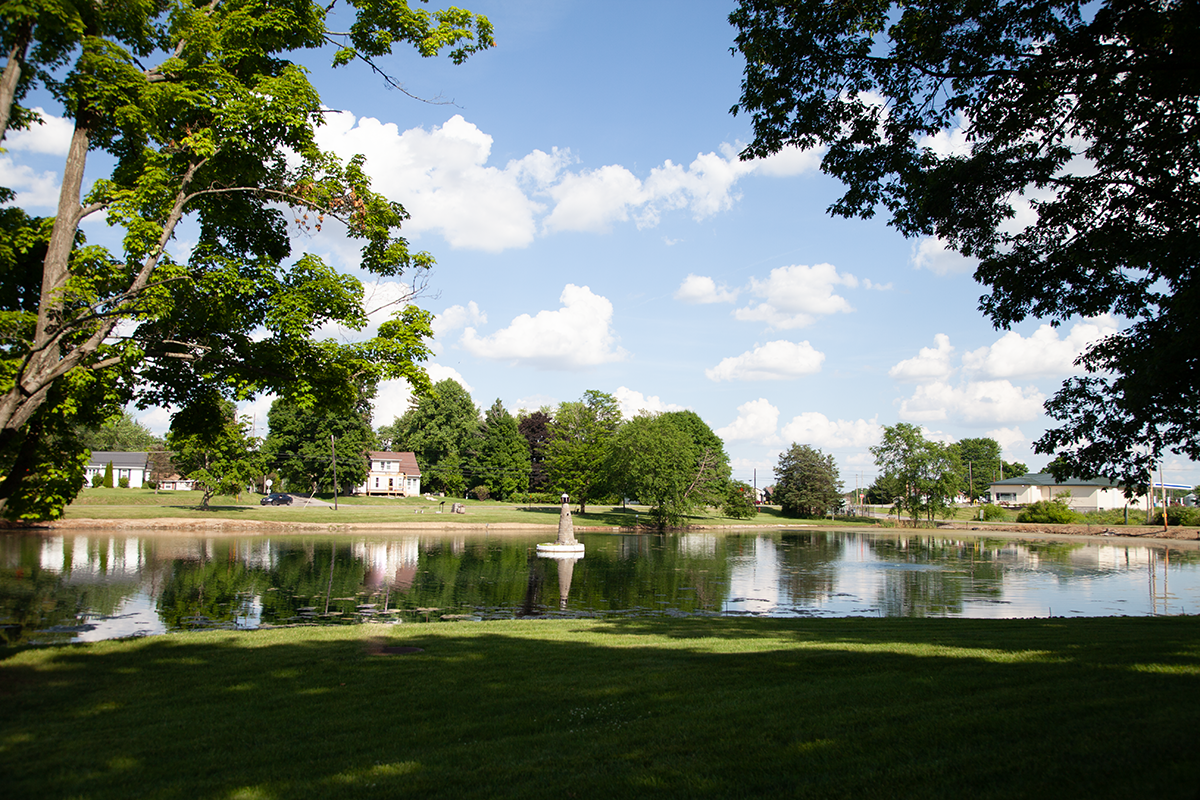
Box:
left=85, top=451, right=150, bottom=488
left=355, top=451, right=421, bottom=497
left=987, top=473, right=1147, bottom=512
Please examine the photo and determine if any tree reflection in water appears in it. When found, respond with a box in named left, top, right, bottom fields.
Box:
left=2, top=530, right=1197, bottom=644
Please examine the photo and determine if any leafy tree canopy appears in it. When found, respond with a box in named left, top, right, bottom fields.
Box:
left=774, top=443, right=843, bottom=518
left=658, top=410, right=732, bottom=508
left=607, top=413, right=698, bottom=529
left=0, top=0, right=492, bottom=518
left=948, top=437, right=1002, bottom=502
left=731, top=0, right=1200, bottom=490
left=870, top=423, right=961, bottom=523
left=476, top=399, right=530, bottom=501
left=389, top=378, right=478, bottom=495
left=77, top=408, right=160, bottom=452
left=545, top=390, right=621, bottom=513
left=517, top=408, right=552, bottom=492
left=167, top=401, right=266, bottom=509
left=264, top=388, right=375, bottom=494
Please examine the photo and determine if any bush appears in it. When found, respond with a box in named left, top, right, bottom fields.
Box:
left=103, top=461, right=114, bottom=488
left=722, top=481, right=757, bottom=519
left=90, top=474, right=104, bottom=488
left=1016, top=500, right=1084, bottom=524
left=118, top=477, right=130, bottom=489
left=981, top=503, right=1005, bottom=521
left=469, top=485, right=490, bottom=501
left=1152, top=506, right=1200, bottom=526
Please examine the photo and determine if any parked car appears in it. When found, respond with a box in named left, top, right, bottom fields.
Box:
left=261, top=492, right=293, bottom=506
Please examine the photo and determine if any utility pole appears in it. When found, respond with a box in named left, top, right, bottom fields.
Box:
left=330, top=435, right=338, bottom=511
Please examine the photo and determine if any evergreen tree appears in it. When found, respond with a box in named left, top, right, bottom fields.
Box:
left=774, top=443, right=843, bottom=518
left=476, top=400, right=531, bottom=501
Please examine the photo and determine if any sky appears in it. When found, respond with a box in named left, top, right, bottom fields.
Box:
left=4, top=0, right=1196, bottom=491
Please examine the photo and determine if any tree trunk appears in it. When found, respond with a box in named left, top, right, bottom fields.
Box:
left=0, top=25, right=31, bottom=142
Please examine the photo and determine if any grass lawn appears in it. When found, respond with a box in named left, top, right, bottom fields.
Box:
left=3, top=616, right=1198, bottom=799
left=62, top=488, right=878, bottom=529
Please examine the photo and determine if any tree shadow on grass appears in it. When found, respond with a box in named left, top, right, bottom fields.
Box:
left=3, top=618, right=1199, bottom=799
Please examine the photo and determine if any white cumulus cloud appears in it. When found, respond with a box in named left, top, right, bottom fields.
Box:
left=4, top=108, right=74, bottom=155
left=962, top=316, right=1119, bottom=379
left=371, top=366, right=472, bottom=427
left=910, top=237, right=978, bottom=276
left=985, top=426, right=1029, bottom=457
left=674, top=273, right=738, bottom=304
left=734, top=263, right=857, bottom=329
left=889, top=333, right=955, bottom=383
left=716, top=398, right=780, bottom=444
left=614, top=387, right=687, bottom=419
left=705, top=340, right=825, bottom=382
left=780, top=412, right=880, bottom=449
left=459, top=284, right=627, bottom=369
left=898, top=380, right=1045, bottom=424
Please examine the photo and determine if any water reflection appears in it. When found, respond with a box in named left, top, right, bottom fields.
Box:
left=2, top=529, right=1197, bottom=644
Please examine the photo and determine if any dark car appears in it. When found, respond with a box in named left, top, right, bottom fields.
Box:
left=260, top=492, right=293, bottom=506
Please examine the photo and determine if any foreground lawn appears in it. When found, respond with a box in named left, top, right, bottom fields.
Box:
left=3, top=617, right=1198, bottom=799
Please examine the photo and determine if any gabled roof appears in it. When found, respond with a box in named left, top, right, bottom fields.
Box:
left=87, top=451, right=149, bottom=469
left=366, top=451, right=421, bottom=476
left=989, top=472, right=1119, bottom=488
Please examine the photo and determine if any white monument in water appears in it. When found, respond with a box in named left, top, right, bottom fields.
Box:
left=536, top=493, right=585, bottom=556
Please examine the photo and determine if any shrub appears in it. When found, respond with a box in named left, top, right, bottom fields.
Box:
left=981, top=503, right=1005, bottom=521
left=1016, top=500, right=1084, bottom=524
left=90, top=474, right=104, bottom=488
left=469, top=485, right=490, bottom=501
left=1152, top=506, right=1200, bottom=526
left=118, top=477, right=130, bottom=489
left=722, top=481, right=757, bottom=519
left=103, top=461, right=114, bottom=488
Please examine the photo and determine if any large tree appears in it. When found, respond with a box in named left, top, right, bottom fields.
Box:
left=659, top=410, right=732, bottom=509
left=389, top=378, right=478, bottom=496
left=167, top=401, right=266, bottom=509
left=949, top=437, right=1002, bottom=503
left=774, top=443, right=843, bottom=518
left=731, top=0, right=1200, bottom=491
left=476, top=399, right=530, bottom=501
left=517, top=408, right=552, bottom=492
left=606, top=413, right=699, bottom=529
left=0, top=0, right=492, bottom=518
left=264, top=389, right=374, bottom=495
left=871, top=424, right=962, bottom=524
left=78, top=408, right=160, bottom=452
left=545, top=390, right=621, bottom=513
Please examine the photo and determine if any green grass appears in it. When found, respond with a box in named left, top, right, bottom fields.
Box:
left=63, top=488, right=879, bottom=528
left=3, top=617, right=1197, bottom=799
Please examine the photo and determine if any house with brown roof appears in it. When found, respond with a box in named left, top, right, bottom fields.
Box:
left=355, top=451, right=421, bottom=497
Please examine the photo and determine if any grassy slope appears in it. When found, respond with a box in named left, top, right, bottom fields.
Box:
left=3, top=617, right=1198, bottom=799
left=61, top=488, right=876, bottom=528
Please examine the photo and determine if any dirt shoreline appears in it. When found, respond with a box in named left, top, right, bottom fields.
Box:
left=22, top=516, right=1200, bottom=545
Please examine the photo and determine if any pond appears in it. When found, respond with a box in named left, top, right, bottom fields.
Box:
left=2, top=528, right=1198, bottom=645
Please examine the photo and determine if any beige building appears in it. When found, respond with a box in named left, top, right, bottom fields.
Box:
left=987, top=473, right=1146, bottom=512
left=356, top=451, right=421, bottom=497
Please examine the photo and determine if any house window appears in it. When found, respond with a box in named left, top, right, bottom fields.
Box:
left=374, top=477, right=380, bottom=488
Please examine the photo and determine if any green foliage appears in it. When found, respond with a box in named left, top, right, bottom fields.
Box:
left=0, top=0, right=493, bottom=517
left=103, top=461, right=114, bottom=489
left=77, top=409, right=160, bottom=452
left=870, top=424, right=961, bottom=524
left=1016, top=500, right=1084, bottom=525
left=475, top=399, right=530, bottom=501
left=545, top=390, right=621, bottom=513
left=1152, top=506, right=1200, bottom=527
left=730, top=0, right=1200, bottom=491
left=117, top=477, right=130, bottom=489
left=264, top=389, right=375, bottom=494
left=167, top=402, right=266, bottom=509
left=774, top=443, right=843, bottom=518
left=606, top=413, right=698, bottom=528
left=950, top=438, right=1001, bottom=502
left=469, top=485, right=490, bottom=502
left=981, top=503, right=1006, bottom=521
left=658, top=410, right=732, bottom=508
left=90, top=473, right=103, bottom=488
left=723, top=481, right=758, bottom=519
left=389, top=379, right=479, bottom=495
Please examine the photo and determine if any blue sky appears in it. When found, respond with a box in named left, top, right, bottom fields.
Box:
left=4, top=1, right=1196, bottom=490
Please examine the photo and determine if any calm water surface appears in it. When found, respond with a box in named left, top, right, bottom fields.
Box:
left=2, top=528, right=1197, bottom=644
